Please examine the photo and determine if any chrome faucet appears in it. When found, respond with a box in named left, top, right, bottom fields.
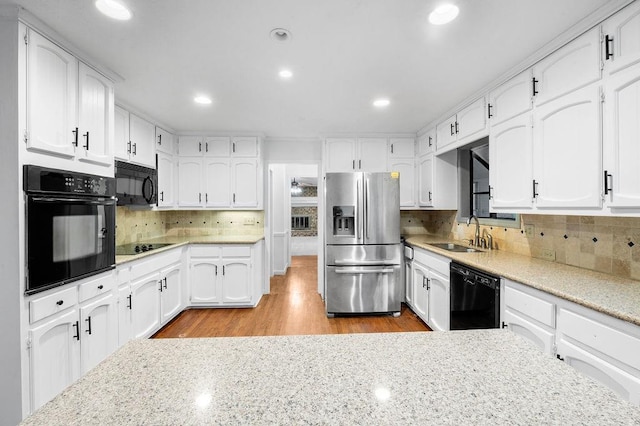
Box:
left=467, top=215, right=480, bottom=247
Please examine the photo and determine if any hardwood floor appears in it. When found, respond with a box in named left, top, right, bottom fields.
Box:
left=153, top=256, right=430, bottom=338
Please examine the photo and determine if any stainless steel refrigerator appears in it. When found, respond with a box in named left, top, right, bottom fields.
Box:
left=324, top=172, right=402, bottom=316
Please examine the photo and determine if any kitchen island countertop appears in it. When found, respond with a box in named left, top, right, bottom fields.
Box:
left=405, top=234, right=640, bottom=327
left=20, top=330, right=640, bottom=425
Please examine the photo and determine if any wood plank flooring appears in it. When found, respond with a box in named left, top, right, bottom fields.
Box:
left=153, top=256, right=430, bottom=338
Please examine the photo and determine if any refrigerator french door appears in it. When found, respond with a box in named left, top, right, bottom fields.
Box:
left=325, top=172, right=402, bottom=316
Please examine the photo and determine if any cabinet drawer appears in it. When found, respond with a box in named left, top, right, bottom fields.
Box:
left=78, top=272, right=115, bottom=303
left=413, top=248, right=450, bottom=277
left=116, top=265, right=130, bottom=285
left=190, top=245, right=222, bottom=258
left=558, top=307, right=640, bottom=372
left=130, top=248, right=182, bottom=280
left=30, top=286, right=78, bottom=323
left=504, top=284, right=556, bottom=328
left=222, top=245, right=251, bottom=258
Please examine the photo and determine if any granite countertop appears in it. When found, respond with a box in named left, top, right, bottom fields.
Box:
left=405, top=234, right=640, bottom=327
left=20, top=330, right=640, bottom=425
left=115, top=235, right=264, bottom=265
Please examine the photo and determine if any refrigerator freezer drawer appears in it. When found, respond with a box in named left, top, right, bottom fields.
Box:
left=325, top=265, right=402, bottom=314
left=325, top=244, right=402, bottom=266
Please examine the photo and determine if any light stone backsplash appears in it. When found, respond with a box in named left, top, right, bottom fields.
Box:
left=116, top=207, right=264, bottom=245
left=401, top=210, right=640, bottom=281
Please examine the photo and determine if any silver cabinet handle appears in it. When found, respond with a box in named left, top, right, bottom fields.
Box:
left=335, top=268, right=395, bottom=274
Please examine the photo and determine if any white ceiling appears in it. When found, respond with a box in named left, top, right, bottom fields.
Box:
left=4, top=0, right=614, bottom=137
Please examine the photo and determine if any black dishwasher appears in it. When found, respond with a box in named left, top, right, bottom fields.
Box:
left=450, top=262, right=500, bottom=330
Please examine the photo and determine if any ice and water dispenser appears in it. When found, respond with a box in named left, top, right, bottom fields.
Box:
left=332, top=206, right=355, bottom=237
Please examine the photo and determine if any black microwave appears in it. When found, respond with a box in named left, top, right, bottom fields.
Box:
left=115, top=160, right=157, bottom=206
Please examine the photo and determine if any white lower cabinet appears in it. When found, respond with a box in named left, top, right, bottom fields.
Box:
left=502, top=278, right=640, bottom=405
left=189, top=244, right=262, bottom=306
left=408, top=247, right=450, bottom=331
left=28, top=271, right=115, bottom=413
left=117, top=247, right=186, bottom=342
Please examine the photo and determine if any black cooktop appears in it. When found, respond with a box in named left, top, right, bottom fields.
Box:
left=115, top=242, right=174, bottom=255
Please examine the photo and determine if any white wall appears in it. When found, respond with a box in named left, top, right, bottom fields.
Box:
left=0, top=10, right=25, bottom=426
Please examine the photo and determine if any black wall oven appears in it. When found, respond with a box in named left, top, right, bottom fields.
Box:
left=24, top=165, right=116, bottom=295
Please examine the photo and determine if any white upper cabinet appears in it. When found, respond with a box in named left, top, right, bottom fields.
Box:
left=435, top=97, right=488, bottom=152
left=178, top=136, right=205, bottom=156
left=113, top=106, right=130, bottom=160
left=532, top=27, right=601, bottom=107
left=488, top=70, right=532, bottom=127
left=417, top=131, right=435, bottom=157
left=77, top=63, right=114, bottom=167
left=533, top=84, right=602, bottom=209
left=177, top=157, right=204, bottom=207
left=232, top=158, right=260, bottom=208
left=204, top=157, right=231, bottom=207
left=324, top=138, right=387, bottom=172
left=205, top=137, right=231, bottom=157
left=489, top=113, right=534, bottom=209
left=128, top=113, right=156, bottom=168
left=231, top=136, right=259, bottom=157
left=388, top=138, right=415, bottom=158
left=155, top=127, right=175, bottom=154
left=602, top=0, right=640, bottom=77
left=157, top=151, right=176, bottom=208
left=418, top=155, right=434, bottom=207
left=26, top=28, right=78, bottom=158
left=388, top=158, right=415, bottom=208
left=603, top=64, right=640, bottom=208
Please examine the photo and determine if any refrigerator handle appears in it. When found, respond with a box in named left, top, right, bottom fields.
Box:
left=365, top=177, right=370, bottom=240
left=356, top=179, right=362, bottom=240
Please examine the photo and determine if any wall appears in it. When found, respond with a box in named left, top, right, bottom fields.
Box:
left=116, top=208, right=264, bottom=245
left=402, top=211, right=640, bottom=281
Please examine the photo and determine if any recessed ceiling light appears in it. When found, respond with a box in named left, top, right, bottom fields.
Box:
left=270, top=28, right=292, bottom=42
left=279, top=69, right=293, bottom=79
left=194, top=95, right=212, bottom=105
left=373, top=98, right=390, bottom=108
left=95, top=0, right=132, bottom=21
left=429, top=4, right=459, bottom=25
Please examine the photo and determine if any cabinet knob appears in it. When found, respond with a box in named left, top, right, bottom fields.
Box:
left=97, top=285, right=104, bottom=290
left=56, top=300, right=64, bottom=306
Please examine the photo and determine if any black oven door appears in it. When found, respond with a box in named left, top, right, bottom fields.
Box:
left=26, top=195, right=116, bottom=294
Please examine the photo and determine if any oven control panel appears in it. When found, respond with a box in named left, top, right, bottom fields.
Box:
left=24, top=165, right=115, bottom=197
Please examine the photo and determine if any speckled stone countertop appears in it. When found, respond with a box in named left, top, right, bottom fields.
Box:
left=115, top=235, right=264, bottom=265
left=405, top=235, right=640, bottom=327
left=20, top=331, right=640, bottom=425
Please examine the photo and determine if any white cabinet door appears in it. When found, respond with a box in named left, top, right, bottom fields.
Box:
left=160, top=263, right=182, bottom=323
left=457, top=97, right=488, bottom=144
left=190, top=259, right=220, bottom=304
left=533, top=27, right=601, bottom=107
left=204, top=136, right=230, bottom=157
left=436, top=114, right=457, bottom=151
left=26, top=28, right=78, bottom=158
left=157, top=151, right=175, bottom=207
left=417, top=130, right=435, bottom=157
left=178, top=136, right=204, bottom=156
left=178, top=157, right=204, bottom=207
left=79, top=294, right=117, bottom=374
left=204, top=157, right=231, bottom=207
left=389, top=138, right=414, bottom=158
left=232, top=158, right=259, bottom=208
left=404, top=260, right=413, bottom=308
left=325, top=138, right=356, bottom=172
left=114, top=105, right=130, bottom=161
left=128, top=113, right=156, bottom=168
left=357, top=138, right=388, bottom=172
left=533, top=85, right=602, bottom=208
left=77, top=63, right=113, bottom=167
left=389, top=158, right=415, bottom=208
left=131, top=274, right=161, bottom=339
left=604, top=67, right=640, bottom=207
left=221, top=260, right=252, bottom=303
left=489, top=113, right=534, bottom=209
left=411, top=263, right=429, bottom=322
left=489, top=69, right=532, bottom=127
left=155, top=127, right=174, bottom=154
left=503, top=308, right=556, bottom=354
left=417, top=155, right=433, bottom=207
left=603, top=1, right=640, bottom=77
left=427, top=269, right=449, bottom=331
left=29, top=309, right=80, bottom=412
left=232, top=136, right=259, bottom=157
left=117, top=285, right=132, bottom=347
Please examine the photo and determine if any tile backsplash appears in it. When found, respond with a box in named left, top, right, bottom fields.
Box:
left=116, top=207, right=264, bottom=245
left=402, top=210, right=640, bottom=281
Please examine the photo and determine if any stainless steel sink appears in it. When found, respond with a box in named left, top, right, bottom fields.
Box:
left=429, top=243, right=478, bottom=253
